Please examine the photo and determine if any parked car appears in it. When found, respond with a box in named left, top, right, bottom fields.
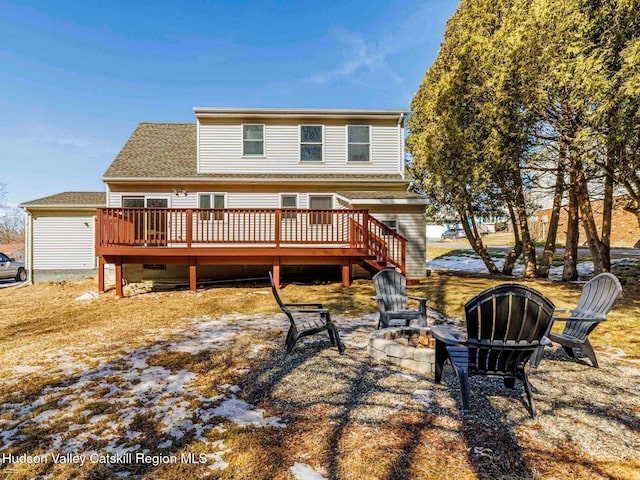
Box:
left=0, top=252, right=26, bottom=282
left=441, top=228, right=466, bottom=240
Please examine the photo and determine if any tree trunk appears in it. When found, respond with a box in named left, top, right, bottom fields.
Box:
left=537, top=150, right=566, bottom=278
left=459, top=212, right=500, bottom=274
left=575, top=162, right=609, bottom=273
left=512, top=171, right=536, bottom=278
left=563, top=170, right=579, bottom=281
left=503, top=201, right=522, bottom=275
left=601, top=160, right=614, bottom=269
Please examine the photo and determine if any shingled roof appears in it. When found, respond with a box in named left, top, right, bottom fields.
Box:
left=336, top=191, right=426, bottom=200
left=20, top=192, right=106, bottom=207
left=102, top=122, right=407, bottom=182
left=103, top=123, right=197, bottom=178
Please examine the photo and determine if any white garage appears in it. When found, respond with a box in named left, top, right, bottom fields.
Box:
left=21, top=192, right=105, bottom=282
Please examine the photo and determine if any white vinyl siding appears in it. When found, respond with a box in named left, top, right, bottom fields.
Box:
left=198, top=119, right=401, bottom=174
left=368, top=207, right=426, bottom=278
left=32, top=214, right=96, bottom=270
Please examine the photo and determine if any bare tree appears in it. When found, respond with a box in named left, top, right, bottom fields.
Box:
left=0, top=183, right=25, bottom=244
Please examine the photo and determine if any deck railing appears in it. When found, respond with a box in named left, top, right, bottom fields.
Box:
left=97, top=208, right=405, bottom=272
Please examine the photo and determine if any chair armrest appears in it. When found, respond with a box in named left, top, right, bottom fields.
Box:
left=551, top=315, right=606, bottom=322
left=407, top=295, right=428, bottom=302
left=430, top=325, right=465, bottom=346
left=287, top=308, right=330, bottom=314
left=284, top=302, right=323, bottom=308
left=554, top=308, right=572, bottom=313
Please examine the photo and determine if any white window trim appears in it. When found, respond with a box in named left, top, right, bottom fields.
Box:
left=280, top=193, right=299, bottom=209
left=346, top=125, right=371, bottom=163
left=299, top=124, right=324, bottom=163
left=198, top=192, right=227, bottom=221
left=308, top=194, right=334, bottom=209
left=242, top=123, right=265, bottom=158
left=121, top=195, right=171, bottom=208
left=379, top=218, right=399, bottom=233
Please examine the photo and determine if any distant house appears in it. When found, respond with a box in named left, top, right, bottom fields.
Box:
left=21, top=108, right=428, bottom=295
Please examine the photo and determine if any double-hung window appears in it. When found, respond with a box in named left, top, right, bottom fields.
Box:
left=243, top=124, right=264, bottom=156
left=300, top=125, right=323, bottom=162
left=347, top=125, right=370, bottom=162
left=280, top=194, right=298, bottom=219
left=309, top=195, right=333, bottom=225
left=199, top=193, right=226, bottom=221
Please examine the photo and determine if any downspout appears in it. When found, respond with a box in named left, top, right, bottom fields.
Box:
left=398, top=113, right=405, bottom=179
left=23, top=208, right=34, bottom=284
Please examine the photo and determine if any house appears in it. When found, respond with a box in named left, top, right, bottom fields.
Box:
left=21, top=108, right=428, bottom=296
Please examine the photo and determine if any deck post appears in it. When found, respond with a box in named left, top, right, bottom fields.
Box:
left=275, top=209, right=281, bottom=247
left=189, top=257, right=197, bottom=292
left=273, top=257, right=280, bottom=288
left=186, top=209, right=193, bottom=248
left=363, top=210, right=370, bottom=253
left=341, top=259, right=351, bottom=287
left=115, top=259, right=123, bottom=298
left=98, top=256, right=105, bottom=293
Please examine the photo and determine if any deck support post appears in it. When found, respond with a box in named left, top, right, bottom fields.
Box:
left=98, top=256, right=105, bottom=293
left=341, top=259, right=351, bottom=287
left=273, top=257, right=280, bottom=288
left=115, top=259, right=123, bottom=298
left=189, top=257, right=197, bottom=292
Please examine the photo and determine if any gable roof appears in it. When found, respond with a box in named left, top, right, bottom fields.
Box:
left=103, top=123, right=197, bottom=179
left=20, top=192, right=106, bottom=208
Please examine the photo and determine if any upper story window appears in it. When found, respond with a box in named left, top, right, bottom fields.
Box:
left=347, top=125, right=370, bottom=162
left=243, top=124, right=264, bottom=156
left=300, top=125, right=323, bottom=162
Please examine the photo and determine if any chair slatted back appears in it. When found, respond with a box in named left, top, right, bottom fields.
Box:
left=464, top=284, right=555, bottom=375
left=563, top=273, right=622, bottom=341
left=373, top=269, right=407, bottom=312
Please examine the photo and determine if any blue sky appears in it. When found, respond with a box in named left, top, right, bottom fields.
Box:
left=0, top=0, right=457, bottom=206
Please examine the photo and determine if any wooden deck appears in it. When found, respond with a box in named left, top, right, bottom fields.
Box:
left=96, top=208, right=406, bottom=297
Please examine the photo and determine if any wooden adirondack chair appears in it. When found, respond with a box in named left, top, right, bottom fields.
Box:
left=269, top=272, right=345, bottom=354
left=531, top=272, right=622, bottom=368
left=372, top=269, right=428, bottom=329
left=432, top=284, right=555, bottom=419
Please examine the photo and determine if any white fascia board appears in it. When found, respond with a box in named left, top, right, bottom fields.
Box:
left=20, top=205, right=103, bottom=211
left=193, top=107, right=408, bottom=121
left=347, top=198, right=430, bottom=205
left=101, top=176, right=410, bottom=184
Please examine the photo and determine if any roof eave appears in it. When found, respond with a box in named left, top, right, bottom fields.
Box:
left=101, top=176, right=410, bottom=184
left=20, top=204, right=104, bottom=210
left=193, top=107, right=408, bottom=120
left=346, top=199, right=430, bottom=205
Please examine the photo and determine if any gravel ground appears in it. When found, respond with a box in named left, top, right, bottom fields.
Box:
left=240, top=313, right=640, bottom=479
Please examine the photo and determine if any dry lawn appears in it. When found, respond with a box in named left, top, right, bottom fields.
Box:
left=0, top=272, right=638, bottom=479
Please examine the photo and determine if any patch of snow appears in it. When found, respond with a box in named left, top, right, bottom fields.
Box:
left=427, top=254, right=604, bottom=281
left=414, top=389, right=433, bottom=408
left=157, top=439, right=172, bottom=449
left=395, top=373, right=419, bottom=382
left=75, top=291, right=99, bottom=301
left=211, top=397, right=286, bottom=428
left=12, top=365, right=41, bottom=374
left=343, top=340, right=368, bottom=349
left=290, top=462, right=328, bottom=480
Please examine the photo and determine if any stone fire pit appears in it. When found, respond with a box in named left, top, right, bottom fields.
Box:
left=368, top=327, right=436, bottom=376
